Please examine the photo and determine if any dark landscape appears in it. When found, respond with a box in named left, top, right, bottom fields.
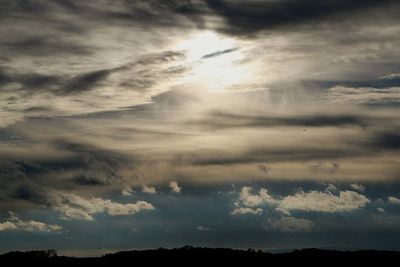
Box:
left=1, top=247, right=399, bottom=264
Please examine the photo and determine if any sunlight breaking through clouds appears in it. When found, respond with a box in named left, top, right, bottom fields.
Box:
left=1, top=0, right=400, bottom=253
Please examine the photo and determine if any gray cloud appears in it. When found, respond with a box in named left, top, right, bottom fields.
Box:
left=325, top=86, right=400, bottom=107
left=197, top=111, right=375, bottom=129
left=373, top=131, right=400, bottom=150
left=68, top=174, right=110, bottom=186
left=201, top=48, right=238, bottom=59
left=268, top=216, right=314, bottom=232
left=205, top=0, right=400, bottom=35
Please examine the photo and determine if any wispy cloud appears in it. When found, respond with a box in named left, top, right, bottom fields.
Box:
left=0, top=212, right=61, bottom=232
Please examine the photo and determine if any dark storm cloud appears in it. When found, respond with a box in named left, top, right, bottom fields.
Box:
left=0, top=140, right=133, bottom=205
left=0, top=161, right=27, bottom=184
left=11, top=185, right=51, bottom=207
left=62, top=69, right=111, bottom=94
left=0, top=69, right=13, bottom=85
left=48, top=140, right=130, bottom=175
left=2, top=0, right=397, bottom=40
left=68, top=174, right=110, bottom=186
left=373, top=131, right=400, bottom=150
left=205, top=0, right=400, bottom=35
left=3, top=0, right=397, bottom=47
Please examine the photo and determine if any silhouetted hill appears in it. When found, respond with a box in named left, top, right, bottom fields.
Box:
left=1, top=246, right=399, bottom=265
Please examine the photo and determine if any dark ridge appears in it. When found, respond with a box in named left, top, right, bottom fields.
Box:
left=1, top=247, right=399, bottom=264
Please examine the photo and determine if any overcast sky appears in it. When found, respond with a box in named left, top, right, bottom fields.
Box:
left=1, top=0, right=400, bottom=255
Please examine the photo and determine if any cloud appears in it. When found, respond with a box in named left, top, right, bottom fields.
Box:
left=377, top=207, right=385, bottom=213
left=205, top=0, right=399, bottom=35
left=278, top=190, right=370, bottom=214
left=388, top=196, right=400, bottom=205
left=68, top=174, right=110, bottom=186
left=0, top=212, right=61, bottom=232
left=0, top=50, right=189, bottom=127
left=62, top=69, right=112, bottom=95
left=142, top=186, right=157, bottom=194
left=169, top=181, right=182, bottom=193
left=0, top=0, right=195, bottom=127
left=373, top=131, right=400, bottom=150
left=326, top=184, right=338, bottom=192
left=257, top=164, right=269, bottom=174
left=310, top=162, right=340, bottom=175
left=121, top=186, right=134, bottom=196
left=326, top=86, right=400, bottom=106
left=238, top=187, right=277, bottom=207
left=350, top=183, right=366, bottom=192
left=234, top=186, right=370, bottom=214
left=1, top=0, right=400, bottom=251
left=231, top=207, right=262, bottom=215
left=268, top=217, right=314, bottom=232
left=197, top=225, right=213, bottom=231
left=198, top=111, right=373, bottom=129
left=53, top=193, right=154, bottom=221
left=380, top=73, right=400, bottom=80
left=201, top=48, right=238, bottom=59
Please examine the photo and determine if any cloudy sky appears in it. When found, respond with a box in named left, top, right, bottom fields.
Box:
left=1, top=0, right=400, bottom=255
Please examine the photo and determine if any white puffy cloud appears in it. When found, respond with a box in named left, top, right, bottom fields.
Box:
left=0, top=221, right=17, bottom=231
left=53, top=193, right=154, bottom=221
left=121, top=186, right=134, bottom=196
left=0, top=212, right=61, bottom=232
left=278, top=190, right=369, bottom=214
left=388, top=196, right=400, bottom=205
left=233, top=186, right=370, bottom=215
left=268, top=217, right=314, bottom=232
left=169, top=181, right=182, bottom=193
left=238, top=186, right=277, bottom=207
left=142, top=185, right=157, bottom=194
left=350, top=183, right=366, bottom=192
left=231, top=207, right=263, bottom=215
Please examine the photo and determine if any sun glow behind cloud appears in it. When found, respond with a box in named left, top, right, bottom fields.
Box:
left=177, top=31, right=251, bottom=90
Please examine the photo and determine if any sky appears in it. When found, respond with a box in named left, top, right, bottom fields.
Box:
left=1, top=0, right=400, bottom=256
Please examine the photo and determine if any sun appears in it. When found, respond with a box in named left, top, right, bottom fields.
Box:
left=176, top=31, right=250, bottom=91
left=177, top=31, right=234, bottom=61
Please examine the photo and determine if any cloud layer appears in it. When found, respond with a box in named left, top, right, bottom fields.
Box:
left=1, top=0, right=400, bottom=253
